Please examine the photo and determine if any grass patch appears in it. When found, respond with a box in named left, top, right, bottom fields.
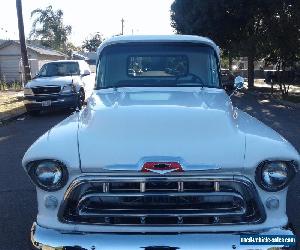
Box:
left=0, top=92, right=25, bottom=121
left=0, top=81, right=23, bottom=91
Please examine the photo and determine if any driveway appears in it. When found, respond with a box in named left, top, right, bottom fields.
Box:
left=0, top=92, right=299, bottom=250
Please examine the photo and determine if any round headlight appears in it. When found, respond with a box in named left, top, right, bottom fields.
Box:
left=256, top=161, right=296, bottom=191
left=60, top=84, right=75, bottom=94
left=35, top=161, right=62, bottom=187
left=27, top=160, right=68, bottom=191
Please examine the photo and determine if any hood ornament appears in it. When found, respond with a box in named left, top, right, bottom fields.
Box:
left=141, top=162, right=183, bottom=174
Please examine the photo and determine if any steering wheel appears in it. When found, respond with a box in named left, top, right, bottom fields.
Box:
left=175, top=73, right=204, bottom=86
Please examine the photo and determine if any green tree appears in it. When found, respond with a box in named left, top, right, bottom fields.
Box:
left=65, top=42, right=80, bottom=58
left=263, top=1, right=300, bottom=70
left=171, top=0, right=300, bottom=89
left=263, top=0, right=300, bottom=97
left=82, top=33, right=103, bottom=52
left=30, top=5, right=72, bottom=52
left=171, top=0, right=241, bottom=69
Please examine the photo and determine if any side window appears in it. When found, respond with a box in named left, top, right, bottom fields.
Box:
left=39, top=65, right=47, bottom=76
left=96, top=56, right=106, bottom=88
left=209, top=54, right=220, bottom=86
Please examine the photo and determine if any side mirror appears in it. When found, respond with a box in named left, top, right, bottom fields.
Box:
left=82, top=70, right=91, bottom=76
left=234, top=76, right=244, bottom=90
left=229, top=76, right=244, bottom=97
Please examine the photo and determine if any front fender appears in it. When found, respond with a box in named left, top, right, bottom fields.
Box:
left=22, top=113, right=81, bottom=172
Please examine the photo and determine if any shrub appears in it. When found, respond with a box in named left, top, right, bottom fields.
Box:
left=0, top=81, right=23, bottom=91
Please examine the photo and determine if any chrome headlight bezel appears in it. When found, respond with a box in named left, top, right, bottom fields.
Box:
left=256, top=160, right=297, bottom=192
left=26, top=159, right=68, bottom=191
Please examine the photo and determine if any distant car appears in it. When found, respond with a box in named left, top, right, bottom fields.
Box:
left=23, top=60, right=95, bottom=115
left=221, top=68, right=235, bottom=90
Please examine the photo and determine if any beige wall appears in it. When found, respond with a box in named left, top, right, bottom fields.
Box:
left=0, top=55, right=21, bottom=82
left=0, top=43, right=65, bottom=82
left=0, top=44, right=37, bottom=82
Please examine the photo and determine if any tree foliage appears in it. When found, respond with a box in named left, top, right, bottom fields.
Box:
left=82, top=33, right=103, bottom=52
left=170, top=0, right=300, bottom=88
left=263, top=0, right=300, bottom=69
left=65, top=42, right=81, bottom=57
left=30, top=5, right=72, bottom=52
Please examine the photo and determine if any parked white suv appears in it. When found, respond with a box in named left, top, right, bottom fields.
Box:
left=23, top=60, right=95, bottom=115
left=23, top=35, right=299, bottom=249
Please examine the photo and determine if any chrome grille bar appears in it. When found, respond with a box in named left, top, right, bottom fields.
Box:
left=78, top=210, right=246, bottom=217
left=103, top=183, right=110, bottom=193
left=77, top=191, right=245, bottom=198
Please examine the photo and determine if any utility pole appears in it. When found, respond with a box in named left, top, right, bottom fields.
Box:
left=121, top=18, right=124, bottom=35
left=16, top=0, right=31, bottom=83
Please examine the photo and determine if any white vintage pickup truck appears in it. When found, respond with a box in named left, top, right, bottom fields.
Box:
left=23, top=35, right=299, bottom=250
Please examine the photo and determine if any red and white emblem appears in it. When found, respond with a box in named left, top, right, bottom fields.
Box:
left=141, top=162, right=183, bottom=174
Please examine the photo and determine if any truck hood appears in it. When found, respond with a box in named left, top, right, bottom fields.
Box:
left=78, top=87, right=246, bottom=172
left=25, top=76, right=79, bottom=88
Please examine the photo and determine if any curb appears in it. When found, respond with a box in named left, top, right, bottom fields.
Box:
left=0, top=110, right=27, bottom=125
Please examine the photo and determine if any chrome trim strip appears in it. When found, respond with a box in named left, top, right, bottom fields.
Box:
left=24, top=99, right=64, bottom=104
left=78, top=210, right=246, bottom=218
left=100, top=156, right=221, bottom=172
left=77, top=191, right=245, bottom=198
left=64, top=175, right=237, bottom=192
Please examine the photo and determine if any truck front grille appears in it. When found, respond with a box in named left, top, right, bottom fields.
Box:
left=59, top=176, right=265, bottom=226
left=32, top=86, right=61, bottom=95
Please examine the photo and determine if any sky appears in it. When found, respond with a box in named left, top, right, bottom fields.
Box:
left=0, top=0, right=175, bottom=46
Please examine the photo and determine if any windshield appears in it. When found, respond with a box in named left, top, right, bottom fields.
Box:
left=38, top=62, right=80, bottom=77
left=96, top=43, right=220, bottom=89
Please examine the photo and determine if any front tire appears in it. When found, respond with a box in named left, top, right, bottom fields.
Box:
left=78, top=89, right=85, bottom=109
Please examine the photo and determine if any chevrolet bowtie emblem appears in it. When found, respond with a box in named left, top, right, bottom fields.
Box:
left=141, top=162, right=183, bottom=174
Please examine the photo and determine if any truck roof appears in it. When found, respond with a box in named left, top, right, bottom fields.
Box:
left=97, top=35, right=220, bottom=57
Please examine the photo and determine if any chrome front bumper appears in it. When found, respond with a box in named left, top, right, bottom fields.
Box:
left=31, top=223, right=295, bottom=250
left=24, top=93, right=78, bottom=111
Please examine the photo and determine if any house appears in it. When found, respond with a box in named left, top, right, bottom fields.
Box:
left=72, top=51, right=97, bottom=72
left=220, top=57, right=278, bottom=79
left=0, top=40, right=67, bottom=83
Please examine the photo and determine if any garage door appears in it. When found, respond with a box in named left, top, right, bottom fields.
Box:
left=0, top=56, right=21, bottom=82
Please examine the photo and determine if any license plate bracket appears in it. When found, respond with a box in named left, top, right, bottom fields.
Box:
left=42, top=100, right=51, bottom=107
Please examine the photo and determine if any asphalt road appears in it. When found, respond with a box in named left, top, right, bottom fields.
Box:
left=0, top=93, right=299, bottom=250
left=0, top=111, right=69, bottom=250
